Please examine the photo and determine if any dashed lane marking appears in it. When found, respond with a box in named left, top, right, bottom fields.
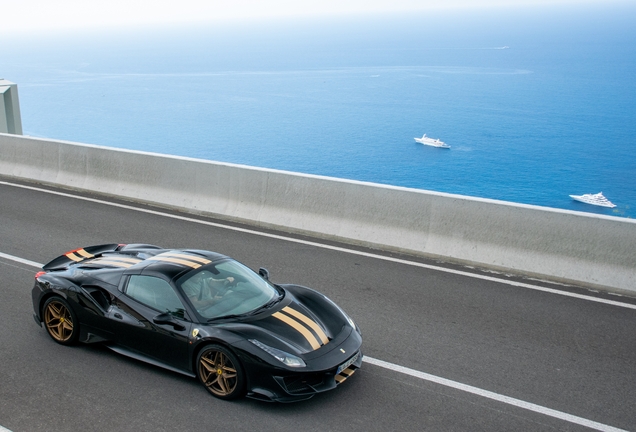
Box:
left=363, top=356, right=627, bottom=432
left=0, top=250, right=631, bottom=430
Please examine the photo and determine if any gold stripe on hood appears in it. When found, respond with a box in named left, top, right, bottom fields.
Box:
left=281, top=306, right=329, bottom=345
left=272, top=312, right=321, bottom=350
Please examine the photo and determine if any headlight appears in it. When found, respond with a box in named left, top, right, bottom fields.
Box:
left=344, top=313, right=356, bottom=330
left=249, top=339, right=306, bottom=368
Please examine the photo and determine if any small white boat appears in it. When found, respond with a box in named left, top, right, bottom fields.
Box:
left=414, top=134, right=450, bottom=149
left=569, top=192, right=616, bottom=208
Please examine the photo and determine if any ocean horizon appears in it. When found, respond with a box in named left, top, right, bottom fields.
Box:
left=3, top=3, right=635, bottom=217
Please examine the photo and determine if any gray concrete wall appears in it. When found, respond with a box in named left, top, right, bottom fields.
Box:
left=0, top=80, right=23, bottom=135
left=1, top=133, right=634, bottom=293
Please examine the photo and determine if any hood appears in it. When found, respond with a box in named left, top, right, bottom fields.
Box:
left=248, top=300, right=336, bottom=354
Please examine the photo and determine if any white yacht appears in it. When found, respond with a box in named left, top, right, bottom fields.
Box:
left=414, top=134, right=450, bottom=149
left=569, top=192, right=616, bottom=208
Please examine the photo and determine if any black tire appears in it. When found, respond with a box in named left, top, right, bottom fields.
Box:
left=42, top=297, right=79, bottom=345
left=197, top=344, right=246, bottom=400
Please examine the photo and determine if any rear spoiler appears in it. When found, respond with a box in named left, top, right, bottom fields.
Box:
left=42, top=244, right=123, bottom=271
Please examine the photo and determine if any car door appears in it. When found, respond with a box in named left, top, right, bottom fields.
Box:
left=111, top=274, right=192, bottom=372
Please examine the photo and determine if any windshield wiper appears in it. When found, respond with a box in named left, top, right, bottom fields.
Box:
left=207, top=313, right=250, bottom=322
left=206, top=294, right=284, bottom=322
left=246, top=294, right=284, bottom=316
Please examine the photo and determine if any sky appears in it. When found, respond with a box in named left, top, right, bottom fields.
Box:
left=1, top=0, right=624, bottom=35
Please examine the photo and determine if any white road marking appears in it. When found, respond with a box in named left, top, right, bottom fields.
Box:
left=0, top=252, right=42, bottom=268
left=363, top=356, right=628, bottom=432
left=0, top=250, right=628, bottom=431
left=2, top=180, right=634, bottom=310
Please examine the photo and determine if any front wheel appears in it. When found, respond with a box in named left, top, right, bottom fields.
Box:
left=42, top=297, right=79, bottom=345
left=197, top=345, right=246, bottom=400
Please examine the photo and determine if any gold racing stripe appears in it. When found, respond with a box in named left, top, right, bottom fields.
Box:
left=76, top=249, right=94, bottom=258
left=272, top=312, right=321, bottom=350
left=66, top=253, right=83, bottom=262
left=66, top=249, right=94, bottom=262
left=97, top=256, right=143, bottom=264
left=160, top=252, right=211, bottom=265
left=88, top=256, right=143, bottom=268
left=335, top=367, right=356, bottom=383
left=281, top=307, right=329, bottom=345
left=89, top=259, right=134, bottom=268
left=147, top=256, right=202, bottom=268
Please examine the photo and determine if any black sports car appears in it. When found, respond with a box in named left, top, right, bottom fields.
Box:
left=31, top=244, right=362, bottom=402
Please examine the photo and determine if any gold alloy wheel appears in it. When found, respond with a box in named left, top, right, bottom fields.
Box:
left=44, top=300, right=74, bottom=342
left=199, top=349, right=238, bottom=397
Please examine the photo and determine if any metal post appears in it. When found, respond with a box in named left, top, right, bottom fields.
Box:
left=0, top=79, right=23, bottom=135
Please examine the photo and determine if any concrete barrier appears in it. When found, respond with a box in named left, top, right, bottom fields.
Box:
left=1, top=133, right=634, bottom=293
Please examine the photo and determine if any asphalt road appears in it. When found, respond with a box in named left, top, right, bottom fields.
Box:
left=1, top=177, right=635, bottom=432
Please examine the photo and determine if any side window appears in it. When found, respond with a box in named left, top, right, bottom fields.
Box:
left=126, top=275, right=185, bottom=318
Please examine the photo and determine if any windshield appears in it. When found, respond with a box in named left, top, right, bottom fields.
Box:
left=178, top=259, right=279, bottom=320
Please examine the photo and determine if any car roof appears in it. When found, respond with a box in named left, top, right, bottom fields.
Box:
left=129, top=249, right=228, bottom=280
left=47, top=247, right=228, bottom=280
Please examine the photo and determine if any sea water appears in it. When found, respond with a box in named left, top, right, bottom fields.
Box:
left=2, top=4, right=635, bottom=217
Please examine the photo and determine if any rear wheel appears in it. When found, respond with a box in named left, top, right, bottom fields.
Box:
left=197, top=345, right=246, bottom=400
left=42, top=297, right=79, bottom=345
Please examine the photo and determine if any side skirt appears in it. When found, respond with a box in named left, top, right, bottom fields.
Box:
left=105, top=345, right=196, bottom=378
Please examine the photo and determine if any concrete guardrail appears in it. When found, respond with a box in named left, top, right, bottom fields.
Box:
left=1, top=133, right=634, bottom=293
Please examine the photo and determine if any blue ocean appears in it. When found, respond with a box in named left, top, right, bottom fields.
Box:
left=3, top=4, right=635, bottom=217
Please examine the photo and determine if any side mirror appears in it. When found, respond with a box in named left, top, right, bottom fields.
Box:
left=153, top=312, right=186, bottom=331
left=258, top=267, right=270, bottom=280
